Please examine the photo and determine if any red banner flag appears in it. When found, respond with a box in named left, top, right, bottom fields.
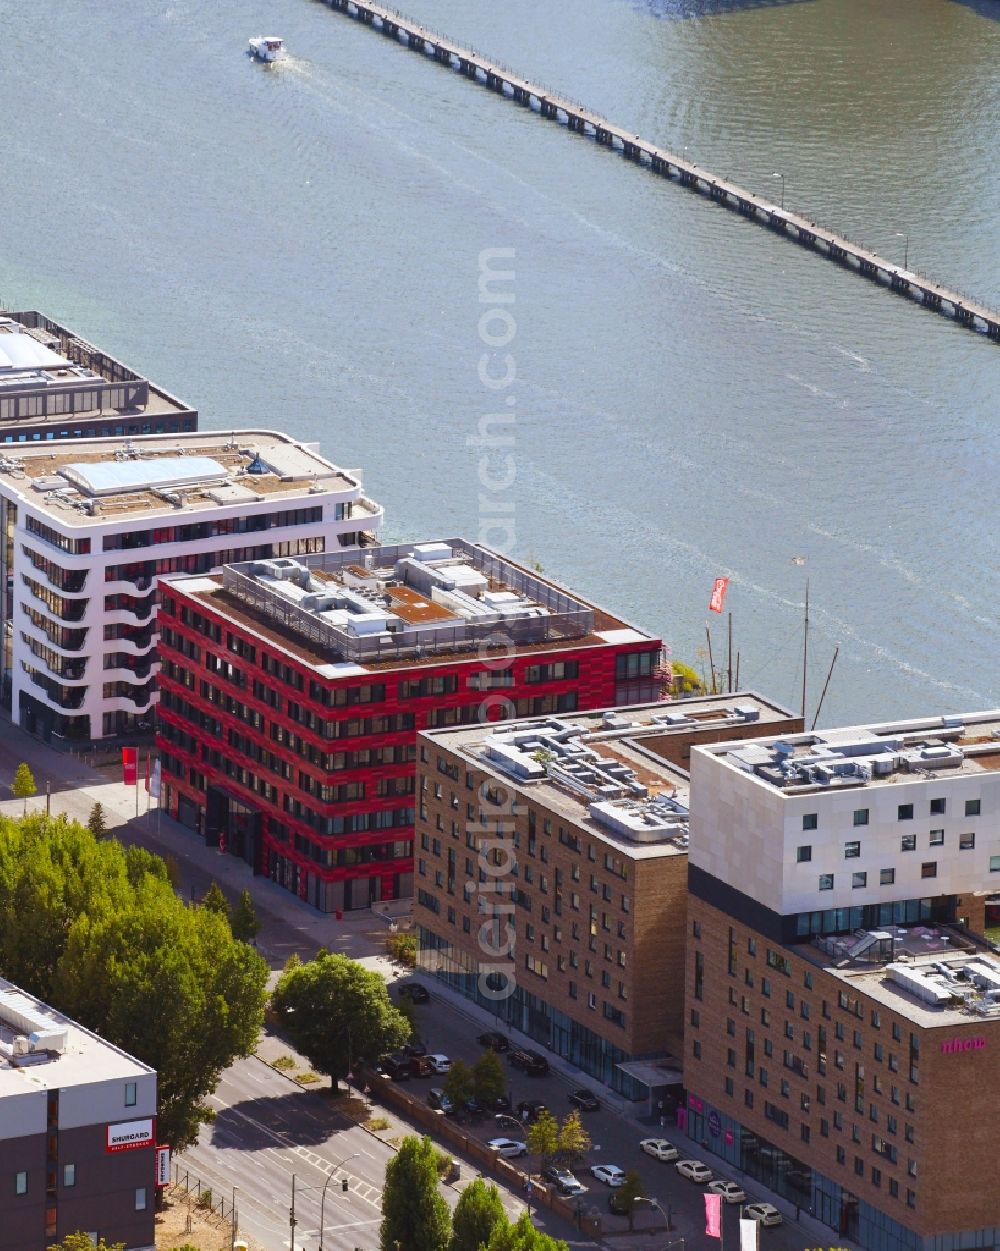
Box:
left=122, top=747, right=138, bottom=787
left=709, top=576, right=730, bottom=614
left=705, top=1192, right=722, bottom=1239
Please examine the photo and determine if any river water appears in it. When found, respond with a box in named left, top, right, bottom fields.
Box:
left=1, top=0, right=997, bottom=726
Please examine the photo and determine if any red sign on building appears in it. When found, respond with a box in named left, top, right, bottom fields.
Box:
left=122, top=747, right=138, bottom=787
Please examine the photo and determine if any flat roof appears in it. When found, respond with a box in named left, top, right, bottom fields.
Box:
left=166, top=539, right=660, bottom=673
left=0, top=431, right=368, bottom=525
left=0, top=979, right=152, bottom=1098
left=701, top=711, right=1000, bottom=793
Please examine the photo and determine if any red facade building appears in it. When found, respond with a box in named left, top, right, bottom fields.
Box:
left=155, top=540, right=666, bottom=912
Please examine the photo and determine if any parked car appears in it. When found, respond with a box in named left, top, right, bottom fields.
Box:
left=708, top=1180, right=746, bottom=1204
left=427, top=1087, right=453, bottom=1113
left=675, top=1159, right=713, bottom=1183
left=398, top=983, right=429, bottom=1003
left=467, top=1094, right=512, bottom=1117
left=568, top=1088, right=600, bottom=1111
left=488, top=1137, right=527, bottom=1158
left=427, top=1054, right=452, bottom=1074
left=379, top=1054, right=411, bottom=1081
left=590, top=1164, right=626, bottom=1187
left=409, top=1054, right=434, bottom=1078
left=542, top=1165, right=586, bottom=1197
left=508, top=1048, right=549, bottom=1076
left=403, top=1038, right=428, bottom=1056
left=745, top=1203, right=783, bottom=1227
left=478, top=1030, right=510, bottom=1052
left=640, top=1137, right=679, bottom=1162
left=516, top=1099, right=548, bottom=1123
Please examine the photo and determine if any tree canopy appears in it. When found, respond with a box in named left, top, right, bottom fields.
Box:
left=271, top=950, right=410, bottom=1083
left=443, top=1059, right=474, bottom=1109
left=450, top=1177, right=506, bottom=1251
left=0, top=813, right=269, bottom=1150
left=556, top=1110, right=591, bottom=1165
left=11, top=762, right=36, bottom=812
left=471, top=1049, right=507, bottom=1105
left=485, top=1212, right=569, bottom=1251
left=616, top=1170, right=647, bottom=1230
left=230, top=888, right=260, bottom=942
left=200, top=881, right=230, bottom=922
left=49, top=1236, right=125, bottom=1251
left=380, top=1135, right=450, bottom=1251
left=526, top=1109, right=559, bottom=1161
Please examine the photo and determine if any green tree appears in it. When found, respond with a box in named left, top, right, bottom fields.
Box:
left=395, top=989, right=419, bottom=1036
left=380, top=1135, right=451, bottom=1251
left=271, top=951, right=409, bottom=1087
left=449, top=1177, right=506, bottom=1251
left=526, top=1109, right=559, bottom=1163
left=442, top=1058, right=474, bottom=1109
left=615, top=1170, right=647, bottom=1231
left=556, top=1109, right=591, bottom=1165
left=200, top=880, right=230, bottom=923
left=0, top=813, right=268, bottom=1151
left=230, top=888, right=260, bottom=943
left=87, top=801, right=108, bottom=839
left=486, top=1212, right=569, bottom=1251
left=49, top=1236, right=125, bottom=1251
left=471, top=1048, right=507, bottom=1106
left=11, top=762, right=36, bottom=813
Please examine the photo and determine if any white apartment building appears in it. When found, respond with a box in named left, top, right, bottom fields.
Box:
left=689, top=709, right=1000, bottom=936
left=0, top=431, right=382, bottom=743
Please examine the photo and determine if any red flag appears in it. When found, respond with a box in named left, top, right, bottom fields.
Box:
left=705, top=1191, right=722, bottom=1238
left=122, top=747, right=138, bottom=787
left=709, top=576, right=730, bottom=614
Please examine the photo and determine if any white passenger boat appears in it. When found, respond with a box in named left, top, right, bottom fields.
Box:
left=248, top=36, right=286, bottom=63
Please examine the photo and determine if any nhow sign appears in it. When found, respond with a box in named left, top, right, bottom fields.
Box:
left=107, top=1118, right=155, bottom=1153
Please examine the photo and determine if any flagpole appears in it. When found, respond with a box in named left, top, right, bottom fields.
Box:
left=727, top=611, right=733, bottom=694
left=705, top=626, right=717, bottom=696
left=800, top=577, right=809, bottom=721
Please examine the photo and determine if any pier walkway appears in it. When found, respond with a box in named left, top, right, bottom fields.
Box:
left=319, top=0, right=1000, bottom=342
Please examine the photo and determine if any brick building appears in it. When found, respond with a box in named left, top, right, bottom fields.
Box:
left=683, top=710, right=1000, bottom=1251
left=0, top=979, right=157, bottom=1251
left=413, top=694, right=800, bottom=1098
left=155, top=539, right=664, bottom=912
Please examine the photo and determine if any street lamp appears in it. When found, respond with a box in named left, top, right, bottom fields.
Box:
left=230, top=1185, right=239, bottom=1251
left=319, top=1154, right=360, bottom=1251
left=772, top=172, right=784, bottom=210
left=896, top=231, right=909, bottom=270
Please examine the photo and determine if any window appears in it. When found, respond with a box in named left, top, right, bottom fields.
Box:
left=929, top=797, right=946, bottom=815
left=692, top=920, right=701, bottom=939
left=853, top=808, right=869, bottom=826
left=796, top=845, right=812, bottom=863
left=897, top=804, right=913, bottom=821
left=880, top=868, right=895, bottom=886
left=135, top=1187, right=147, bottom=1210
left=901, top=834, right=916, bottom=852
left=921, top=862, right=937, bottom=880
left=965, top=798, right=981, bottom=817
left=124, top=1081, right=137, bottom=1107
left=929, top=829, right=944, bottom=847
left=852, top=872, right=867, bottom=889
left=844, top=841, right=861, bottom=859
left=819, top=874, right=834, bottom=891
left=959, top=832, right=975, bottom=851
left=991, top=856, right=1000, bottom=874
left=802, top=813, right=818, bottom=831
left=15, top=1171, right=27, bottom=1195
left=63, top=1164, right=75, bottom=1187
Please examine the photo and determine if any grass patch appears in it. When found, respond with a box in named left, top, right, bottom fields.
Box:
left=296, top=1071, right=320, bottom=1084
left=363, top=1116, right=390, bottom=1132
left=385, top=930, right=417, bottom=967
left=272, top=1054, right=296, bottom=1071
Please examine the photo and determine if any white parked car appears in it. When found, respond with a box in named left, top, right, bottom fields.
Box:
left=427, top=1054, right=451, bottom=1074
left=590, top=1164, right=626, bottom=1187
left=487, top=1137, right=527, bottom=1158
left=708, top=1180, right=746, bottom=1203
left=745, top=1203, right=783, bottom=1227
left=640, top=1137, right=679, bottom=1162
left=675, top=1159, right=713, bottom=1184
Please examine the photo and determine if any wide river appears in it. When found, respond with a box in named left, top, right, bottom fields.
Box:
left=2, top=0, right=998, bottom=726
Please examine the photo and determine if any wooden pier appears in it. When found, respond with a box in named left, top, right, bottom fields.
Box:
left=319, top=0, right=1000, bottom=343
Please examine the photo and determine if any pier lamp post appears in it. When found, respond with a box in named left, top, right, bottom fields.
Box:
left=772, top=172, right=784, bottom=210
left=319, top=1154, right=359, bottom=1251
left=896, top=231, right=909, bottom=270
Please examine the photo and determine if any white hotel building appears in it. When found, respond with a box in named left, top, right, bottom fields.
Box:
left=0, top=431, right=382, bottom=744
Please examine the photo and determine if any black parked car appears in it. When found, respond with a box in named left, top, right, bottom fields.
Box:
left=568, top=1088, right=600, bottom=1111
left=477, top=1030, right=510, bottom=1052
left=403, top=1038, right=428, bottom=1056
left=508, top=1048, right=549, bottom=1076
left=516, top=1099, right=548, bottom=1123
left=398, top=983, right=429, bottom=1003
left=378, top=1054, right=411, bottom=1081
